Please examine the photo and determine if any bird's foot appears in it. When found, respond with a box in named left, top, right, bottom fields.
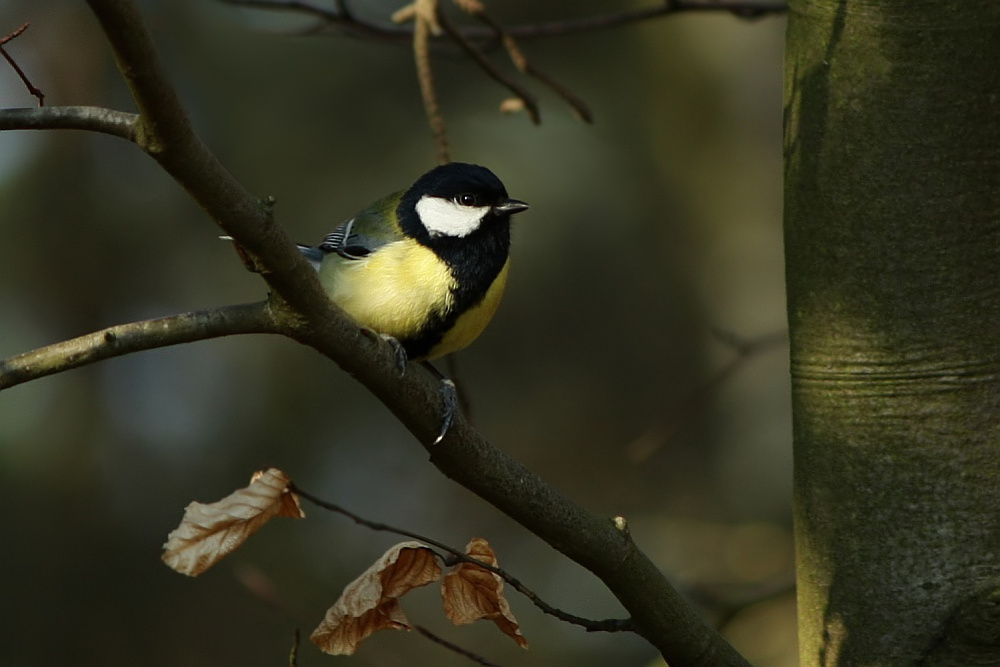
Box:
left=381, top=335, right=409, bottom=375
left=434, top=378, right=458, bottom=445
left=421, top=361, right=458, bottom=445
left=360, top=328, right=408, bottom=375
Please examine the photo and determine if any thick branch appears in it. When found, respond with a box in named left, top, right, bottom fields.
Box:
left=84, top=0, right=329, bottom=321
left=0, top=2, right=753, bottom=663
left=284, top=315, right=749, bottom=664
left=0, top=301, right=280, bottom=390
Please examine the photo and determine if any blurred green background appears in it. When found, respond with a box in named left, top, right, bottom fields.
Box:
left=0, top=1, right=793, bottom=665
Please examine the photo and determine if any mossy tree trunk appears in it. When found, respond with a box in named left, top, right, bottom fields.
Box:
left=784, top=1, right=1000, bottom=663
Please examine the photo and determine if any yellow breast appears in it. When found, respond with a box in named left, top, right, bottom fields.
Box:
left=317, top=241, right=509, bottom=360
left=427, top=260, right=509, bottom=359
left=319, top=240, right=454, bottom=340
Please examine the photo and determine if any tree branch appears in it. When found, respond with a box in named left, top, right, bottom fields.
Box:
left=286, top=317, right=749, bottom=664
left=0, top=301, right=280, bottom=390
left=456, top=4, right=593, bottom=123
left=291, top=483, right=634, bottom=634
left=0, top=22, right=44, bottom=105
left=412, top=625, right=500, bottom=667
left=84, top=0, right=329, bottom=321
left=0, top=105, right=138, bottom=140
left=0, top=2, right=752, bottom=663
left=435, top=7, right=541, bottom=125
left=401, top=0, right=451, bottom=163
left=217, top=0, right=787, bottom=42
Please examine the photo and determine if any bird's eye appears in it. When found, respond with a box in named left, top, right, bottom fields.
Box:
left=455, top=193, right=478, bottom=207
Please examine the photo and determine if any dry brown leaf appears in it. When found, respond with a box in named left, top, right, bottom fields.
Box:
left=161, top=468, right=304, bottom=576
left=442, top=537, right=528, bottom=649
left=311, top=542, right=443, bottom=655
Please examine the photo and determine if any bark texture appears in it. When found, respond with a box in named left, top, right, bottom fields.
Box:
left=784, top=0, right=1000, bottom=663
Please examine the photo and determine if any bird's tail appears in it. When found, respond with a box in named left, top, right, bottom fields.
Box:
left=221, top=235, right=324, bottom=271
left=296, top=244, right=324, bottom=270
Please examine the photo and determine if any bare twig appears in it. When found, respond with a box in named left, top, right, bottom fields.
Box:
left=0, top=2, right=753, bottom=662
left=0, top=22, right=29, bottom=44
left=497, top=0, right=787, bottom=37
left=435, top=7, right=540, bottom=125
left=413, top=625, right=500, bottom=667
left=288, top=628, right=300, bottom=667
left=217, top=0, right=409, bottom=40
left=217, top=0, right=787, bottom=127
left=291, top=483, right=635, bottom=634
left=0, top=301, right=280, bottom=390
left=400, top=0, right=451, bottom=163
left=0, top=105, right=137, bottom=139
left=84, top=0, right=334, bottom=321
left=1, top=22, right=45, bottom=106
left=460, top=6, right=593, bottom=123
left=625, top=329, right=787, bottom=463
left=217, top=0, right=787, bottom=41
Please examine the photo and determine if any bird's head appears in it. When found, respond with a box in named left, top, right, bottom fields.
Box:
left=400, top=163, right=528, bottom=242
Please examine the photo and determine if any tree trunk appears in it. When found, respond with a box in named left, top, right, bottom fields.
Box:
left=783, top=1, right=1000, bottom=663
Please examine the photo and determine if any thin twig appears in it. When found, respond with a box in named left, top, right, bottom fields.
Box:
left=288, top=628, right=300, bottom=667
left=436, top=7, right=540, bottom=124
left=462, top=7, right=593, bottom=123
left=217, top=0, right=787, bottom=43
left=499, top=0, right=787, bottom=37
left=407, top=0, right=451, bottom=163
left=0, top=22, right=45, bottom=106
left=217, top=0, right=409, bottom=40
left=413, top=625, right=501, bottom=667
left=0, top=301, right=280, bottom=390
left=0, top=22, right=29, bottom=45
left=291, top=483, right=635, bottom=634
left=15, top=2, right=754, bottom=661
left=625, top=329, right=787, bottom=463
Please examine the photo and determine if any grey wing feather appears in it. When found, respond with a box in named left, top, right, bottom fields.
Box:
left=318, top=218, right=354, bottom=253
left=317, top=218, right=387, bottom=260
left=298, top=218, right=385, bottom=269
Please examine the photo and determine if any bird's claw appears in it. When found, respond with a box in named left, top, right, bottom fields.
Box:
left=381, top=334, right=408, bottom=375
left=360, top=328, right=408, bottom=375
left=356, top=347, right=456, bottom=444
left=433, top=378, right=457, bottom=445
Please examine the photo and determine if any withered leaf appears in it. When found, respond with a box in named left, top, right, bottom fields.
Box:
left=311, top=542, right=442, bottom=655
left=161, top=468, right=304, bottom=577
left=442, top=537, right=528, bottom=649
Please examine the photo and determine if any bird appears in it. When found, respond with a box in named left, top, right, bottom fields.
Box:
left=297, top=162, right=529, bottom=442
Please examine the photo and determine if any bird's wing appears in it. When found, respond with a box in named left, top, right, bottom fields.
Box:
left=317, top=191, right=405, bottom=260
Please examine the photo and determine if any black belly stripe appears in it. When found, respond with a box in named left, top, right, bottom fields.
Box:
left=399, top=223, right=510, bottom=360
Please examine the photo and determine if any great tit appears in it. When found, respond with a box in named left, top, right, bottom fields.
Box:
left=297, top=162, right=528, bottom=441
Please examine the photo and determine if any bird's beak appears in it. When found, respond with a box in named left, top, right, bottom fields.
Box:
left=494, top=198, right=529, bottom=215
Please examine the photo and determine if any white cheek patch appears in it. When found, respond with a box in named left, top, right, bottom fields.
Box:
left=415, top=195, right=490, bottom=238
